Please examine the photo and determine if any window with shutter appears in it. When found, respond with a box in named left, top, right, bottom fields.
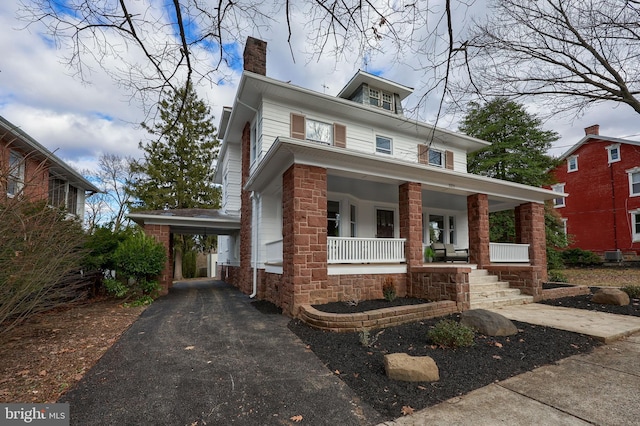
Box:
left=417, top=144, right=429, bottom=164
left=445, top=151, right=454, bottom=170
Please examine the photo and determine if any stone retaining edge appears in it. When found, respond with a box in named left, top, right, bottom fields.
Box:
left=298, top=301, right=458, bottom=332
left=541, top=285, right=590, bottom=300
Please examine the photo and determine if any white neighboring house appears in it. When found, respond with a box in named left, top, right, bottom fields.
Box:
left=211, top=37, right=560, bottom=316
left=1, top=116, right=99, bottom=218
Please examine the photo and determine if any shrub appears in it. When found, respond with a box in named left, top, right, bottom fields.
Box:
left=103, top=278, right=128, bottom=298
left=561, top=248, right=602, bottom=266
left=111, top=232, right=166, bottom=299
left=621, top=285, right=640, bottom=299
left=547, top=270, right=568, bottom=283
left=358, top=329, right=379, bottom=347
left=427, top=319, right=475, bottom=348
left=382, top=277, right=396, bottom=302
left=546, top=247, right=565, bottom=271
left=182, top=250, right=197, bottom=279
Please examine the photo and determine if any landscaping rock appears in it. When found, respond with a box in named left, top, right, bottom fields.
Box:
left=384, top=353, right=439, bottom=382
left=591, top=288, right=630, bottom=306
left=460, top=309, right=518, bottom=336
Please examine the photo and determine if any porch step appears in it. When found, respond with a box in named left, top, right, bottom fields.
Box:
left=468, top=269, right=534, bottom=310
left=469, top=295, right=534, bottom=310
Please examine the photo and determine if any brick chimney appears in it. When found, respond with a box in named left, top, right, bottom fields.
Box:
left=243, top=37, right=267, bottom=75
left=584, top=124, right=600, bottom=136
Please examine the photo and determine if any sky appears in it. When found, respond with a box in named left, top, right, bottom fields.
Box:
left=2, top=0, right=640, bottom=178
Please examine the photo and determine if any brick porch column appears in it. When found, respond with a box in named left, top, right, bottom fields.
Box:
left=467, top=193, right=490, bottom=267
left=144, top=224, right=173, bottom=295
left=399, top=182, right=423, bottom=267
left=282, top=164, right=328, bottom=316
left=515, top=202, right=548, bottom=281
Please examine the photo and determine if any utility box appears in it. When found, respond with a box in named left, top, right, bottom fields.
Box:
left=207, top=253, right=219, bottom=278
left=604, top=250, right=623, bottom=262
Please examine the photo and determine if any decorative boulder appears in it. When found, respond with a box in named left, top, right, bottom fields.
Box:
left=591, top=288, right=630, bottom=306
left=384, top=353, right=439, bottom=382
left=460, top=309, right=518, bottom=336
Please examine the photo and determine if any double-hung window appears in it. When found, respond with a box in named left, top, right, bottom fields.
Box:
left=375, top=135, right=392, bottom=155
left=567, top=155, right=578, bottom=172
left=607, top=144, right=621, bottom=164
left=632, top=211, right=640, bottom=242
left=628, top=168, right=640, bottom=196
left=306, top=119, right=333, bottom=145
left=428, top=149, right=443, bottom=167
left=551, top=183, right=566, bottom=207
left=8, top=150, right=25, bottom=196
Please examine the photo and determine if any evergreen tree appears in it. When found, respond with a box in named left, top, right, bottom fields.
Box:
left=127, top=83, right=220, bottom=211
left=127, top=83, right=220, bottom=278
left=460, top=98, right=559, bottom=187
left=459, top=98, right=567, bottom=266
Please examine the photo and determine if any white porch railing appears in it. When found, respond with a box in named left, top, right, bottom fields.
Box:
left=490, top=242, right=530, bottom=263
left=328, top=237, right=406, bottom=264
left=265, top=239, right=283, bottom=264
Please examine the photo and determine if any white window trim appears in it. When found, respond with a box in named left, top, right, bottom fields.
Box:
left=551, top=183, right=566, bottom=208
left=375, top=135, right=393, bottom=155
left=627, top=167, right=640, bottom=197
left=567, top=155, right=578, bottom=172
left=306, top=118, right=333, bottom=145
left=631, top=210, right=640, bottom=242
left=606, top=144, right=621, bottom=164
left=428, top=148, right=444, bottom=167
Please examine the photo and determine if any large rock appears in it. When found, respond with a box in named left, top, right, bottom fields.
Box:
left=384, top=353, right=439, bottom=382
left=591, top=288, right=630, bottom=306
left=460, top=309, right=518, bottom=336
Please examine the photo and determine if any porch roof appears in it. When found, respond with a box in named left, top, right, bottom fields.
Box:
left=128, top=208, right=241, bottom=235
left=245, top=137, right=562, bottom=211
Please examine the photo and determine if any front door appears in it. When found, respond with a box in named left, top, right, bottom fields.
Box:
left=376, top=209, right=394, bottom=238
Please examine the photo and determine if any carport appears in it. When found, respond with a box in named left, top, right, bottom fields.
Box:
left=128, top=209, right=241, bottom=294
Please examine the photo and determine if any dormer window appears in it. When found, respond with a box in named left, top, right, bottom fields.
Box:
left=367, top=87, right=394, bottom=111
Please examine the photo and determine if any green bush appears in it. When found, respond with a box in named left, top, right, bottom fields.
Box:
left=427, top=319, right=475, bottom=348
left=547, top=270, right=568, bottom=283
left=621, top=285, right=640, bottom=299
left=561, top=248, right=601, bottom=266
left=546, top=247, right=565, bottom=271
left=111, top=232, right=166, bottom=299
left=182, top=250, right=197, bottom=279
left=103, top=278, right=128, bottom=298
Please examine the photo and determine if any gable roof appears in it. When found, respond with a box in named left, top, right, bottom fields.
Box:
left=558, top=134, right=640, bottom=160
left=0, top=116, right=100, bottom=193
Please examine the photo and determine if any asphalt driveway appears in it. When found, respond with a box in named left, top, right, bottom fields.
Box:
left=60, top=280, right=382, bottom=425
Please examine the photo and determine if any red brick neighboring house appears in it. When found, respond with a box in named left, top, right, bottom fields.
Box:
left=549, top=124, right=640, bottom=258
left=202, top=37, right=561, bottom=317
left=0, top=116, right=99, bottom=215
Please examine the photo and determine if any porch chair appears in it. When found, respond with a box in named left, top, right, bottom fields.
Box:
left=430, top=243, right=447, bottom=262
left=444, top=244, right=469, bottom=262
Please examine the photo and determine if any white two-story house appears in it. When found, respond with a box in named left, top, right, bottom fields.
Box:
left=209, top=37, right=560, bottom=316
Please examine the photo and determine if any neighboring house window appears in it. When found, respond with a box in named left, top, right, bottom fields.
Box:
left=552, top=183, right=566, bottom=207
left=629, top=169, right=640, bottom=196
left=567, top=155, right=578, bottom=172
left=428, top=149, right=443, bottom=167
left=375, top=135, right=392, bottom=155
left=328, top=200, right=340, bottom=236
left=306, top=119, right=333, bottom=145
left=49, top=178, right=67, bottom=208
left=632, top=211, right=640, bottom=242
left=350, top=204, right=357, bottom=237
left=67, top=185, right=78, bottom=214
left=606, top=144, right=621, bottom=163
left=561, top=218, right=568, bottom=237
left=8, top=150, right=25, bottom=196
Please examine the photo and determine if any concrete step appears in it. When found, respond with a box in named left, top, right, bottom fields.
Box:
left=468, top=274, right=500, bottom=284
left=470, top=288, right=523, bottom=300
left=469, top=281, right=511, bottom=291
left=469, top=295, right=534, bottom=310
left=468, top=269, right=488, bottom=276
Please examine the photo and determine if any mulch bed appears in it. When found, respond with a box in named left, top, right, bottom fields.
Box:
left=312, top=297, right=430, bottom=314
left=287, top=289, right=639, bottom=420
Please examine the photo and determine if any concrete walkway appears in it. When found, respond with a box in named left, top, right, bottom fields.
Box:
left=380, top=304, right=640, bottom=425
left=490, top=303, right=640, bottom=343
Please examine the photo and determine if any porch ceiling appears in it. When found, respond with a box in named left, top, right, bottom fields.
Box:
left=128, top=209, right=241, bottom=235
left=245, top=137, right=559, bottom=211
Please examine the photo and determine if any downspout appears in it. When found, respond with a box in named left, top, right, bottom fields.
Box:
left=251, top=191, right=260, bottom=298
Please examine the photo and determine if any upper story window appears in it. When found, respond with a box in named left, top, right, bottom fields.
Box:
left=428, top=149, right=443, bottom=167
left=632, top=211, right=640, bottom=242
left=567, top=155, right=578, bottom=172
left=606, top=144, right=621, bottom=164
left=250, top=111, right=262, bottom=165
left=367, top=88, right=394, bottom=111
left=49, top=178, right=67, bottom=208
left=628, top=168, right=640, bottom=196
left=306, top=119, right=333, bottom=145
left=551, top=183, right=566, bottom=207
left=8, top=150, right=25, bottom=197
left=375, top=135, right=392, bottom=155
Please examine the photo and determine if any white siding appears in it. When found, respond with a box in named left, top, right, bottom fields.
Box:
left=222, top=144, right=242, bottom=213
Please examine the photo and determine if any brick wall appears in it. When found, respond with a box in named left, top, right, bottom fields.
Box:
left=237, top=122, right=253, bottom=295
left=144, top=224, right=173, bottom=295
left=408, top=266, right=472, bottom=311
left=399, top=182, right=423, bottom=268
left=281, top=164, right=328, bottom=316
left=467, top=193, right=490, bottom=267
